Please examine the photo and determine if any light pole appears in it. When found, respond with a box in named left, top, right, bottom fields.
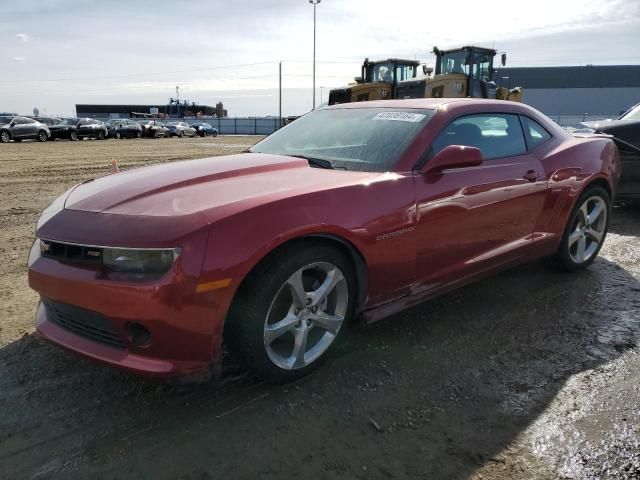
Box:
left=309, top=0, right=321, bottom=109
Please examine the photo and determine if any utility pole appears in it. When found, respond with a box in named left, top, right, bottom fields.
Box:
left=309, top=0, right=321, bottom=109
left=279, top=61, right=282, bottom=129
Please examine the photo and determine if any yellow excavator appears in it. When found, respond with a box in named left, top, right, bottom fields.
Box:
left=328, top=46, right=523, bottom=105
left=328, top=58, right=421, bottom=105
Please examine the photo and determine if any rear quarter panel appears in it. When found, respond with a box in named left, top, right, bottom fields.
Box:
left=533, top=135, right=620, bottom=245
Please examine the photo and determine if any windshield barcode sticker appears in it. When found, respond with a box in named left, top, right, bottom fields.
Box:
left=372, top=112, right=426, bottom=123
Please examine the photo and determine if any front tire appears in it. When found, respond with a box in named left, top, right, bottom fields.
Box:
left=225, top=243, right=356, bottom=383
left=97, top=130, right=105, bottom=140
left=115, top=131, right=121, bottom=140
left=38, top=131, right=48, bottom=142
left=69, top=131, right=79, bottom=141
left=0, top=131, right=10, bottom=143
left=552, top=185, right=610, bottom=271
left=179, top=130, right=185, bottom=138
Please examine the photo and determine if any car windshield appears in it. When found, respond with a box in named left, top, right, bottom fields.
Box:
left=0, top=116, right=13, bottom=124
left=620, top=104, right=640, bottom=121
left=250, top=107, right=434, bottom=172
left=60, top=118, right=78, bottom=125
left=166, top=122, right=178, bottom=126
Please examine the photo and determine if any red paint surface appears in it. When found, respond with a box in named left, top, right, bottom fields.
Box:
left=28, top=99, right=621, bottom=379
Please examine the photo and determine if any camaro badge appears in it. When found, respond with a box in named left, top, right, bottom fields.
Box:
left=376, top=226, right=415, bottom=241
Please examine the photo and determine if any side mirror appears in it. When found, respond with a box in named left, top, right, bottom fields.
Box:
left=420, top=145, right=483, bottom=174
left=501, top=53, right=507, bottom=66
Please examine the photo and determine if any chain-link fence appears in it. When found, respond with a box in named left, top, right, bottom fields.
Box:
left=186, top=117, right=280, bottom=135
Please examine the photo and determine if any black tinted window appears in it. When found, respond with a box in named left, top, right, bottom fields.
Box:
left=432, top=113, right=527, bottom=160
left=521, top=116, right=552, bottom=149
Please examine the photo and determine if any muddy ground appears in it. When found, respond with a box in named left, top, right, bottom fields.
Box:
left=0, top=137, right=638, bottom=479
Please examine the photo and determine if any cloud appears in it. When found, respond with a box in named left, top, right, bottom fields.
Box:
left=13, top=56, right=25, bottom=62
left=16, top=33, right=29, bottom=42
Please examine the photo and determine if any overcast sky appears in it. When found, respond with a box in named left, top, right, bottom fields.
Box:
left=1, top=0, right=639, bottom=117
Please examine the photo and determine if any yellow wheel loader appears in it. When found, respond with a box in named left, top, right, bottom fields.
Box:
left=397, top=46, right=523, bottom=102
left=328, top=58, right=420, bottom=105
left=329, top=46, right=523, bottom=105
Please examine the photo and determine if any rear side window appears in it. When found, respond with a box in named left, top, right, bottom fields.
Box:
left=431, top=113, right=527, bottom=160
left=521, top=116, right=552, bottom=149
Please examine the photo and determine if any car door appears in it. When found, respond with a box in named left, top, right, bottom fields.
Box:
left=24, top=118, right=40, bottom=138
left=412, top=113, right=547, bottom=291
left=77, top=120, right=89, bottom=137
left=10, top=117, right=27, bottom=138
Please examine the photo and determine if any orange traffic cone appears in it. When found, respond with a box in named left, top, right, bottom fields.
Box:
left=111, top=159, right=119, bottom=174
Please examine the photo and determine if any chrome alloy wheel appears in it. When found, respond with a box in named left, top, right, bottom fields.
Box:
left=568, top=195, right=607, bottom=264
left=264, top=262, right=348, bottom=370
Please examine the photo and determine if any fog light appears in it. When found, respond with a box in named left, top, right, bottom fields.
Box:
left=126, top=322, right=151, bottom=347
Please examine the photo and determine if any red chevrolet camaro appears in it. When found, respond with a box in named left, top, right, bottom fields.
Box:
left=28, top=99, right=620, bottom=382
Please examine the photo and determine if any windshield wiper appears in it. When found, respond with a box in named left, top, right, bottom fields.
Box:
left=288, top=154, right=335, bottom=169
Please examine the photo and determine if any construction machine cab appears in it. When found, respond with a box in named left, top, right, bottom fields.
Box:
left=430, top=45, right=498, bottom=98
left=329, top=58, right=419, bottom=105
left=397, top=45, right=522, bottom=102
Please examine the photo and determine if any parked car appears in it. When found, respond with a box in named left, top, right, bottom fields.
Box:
left=138, top=120, right=170, bottom=138
left=580, top=103, right=640, bottom=200
left=48, top=118, right=107, bottom=141
left=28, top=99, right=620, bottom=383
left=166, top=121, right=197, bottom=137
left=0, top=116, right=50, bottom=143
left=192, top=122, right=218, bottom=137
left=105, top=119, right=142, bottom=139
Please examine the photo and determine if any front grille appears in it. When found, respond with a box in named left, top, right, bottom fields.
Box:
left=40, top=239, right=102, bottom=264
left=43, top=298, right=126, bottom=349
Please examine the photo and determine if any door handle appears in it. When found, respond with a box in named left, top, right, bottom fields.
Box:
left=523, top=170, right=538, bottom=182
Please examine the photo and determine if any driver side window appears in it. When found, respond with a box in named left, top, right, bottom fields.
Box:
left=431, top=113, right=527, bottom=161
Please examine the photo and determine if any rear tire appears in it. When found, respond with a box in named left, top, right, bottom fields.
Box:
left=69, top=131, right=79, bottom=141
left=212, top=131, right=218, bottom=137
left=551, top=185, right=610, bottom=271
left=225, top=243, right=356, bottom=383
left=38, top=131, right=48, bottom=142
left=136, top=131, right=141, bottom=139
left=179, top=130, right=184, bottom=138
left=0, top=131, right=10, bottom=143
left=97, top=130, right=105, bottom=140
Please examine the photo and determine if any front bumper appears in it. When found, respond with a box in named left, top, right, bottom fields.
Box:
left=28, top=238, right=233, bottom=381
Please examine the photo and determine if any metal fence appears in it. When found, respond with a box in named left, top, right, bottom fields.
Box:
left=188, top=117, right=280, bottom=135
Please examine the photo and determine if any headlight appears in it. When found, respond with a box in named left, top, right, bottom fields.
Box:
left=102, top=248, right=181, bottom=275
left=36, top=186, right=77, bottom=230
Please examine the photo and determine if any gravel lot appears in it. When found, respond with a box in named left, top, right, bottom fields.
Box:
left=0, top=137, right=638, bottom=479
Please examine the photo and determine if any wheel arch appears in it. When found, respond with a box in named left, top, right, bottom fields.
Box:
left=584, top=176, right=611, bottom=199
left=232, top=233, right=369, bottom=319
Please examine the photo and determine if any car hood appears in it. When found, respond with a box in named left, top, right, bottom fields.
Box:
left=64, top=153, right=380, bottom=222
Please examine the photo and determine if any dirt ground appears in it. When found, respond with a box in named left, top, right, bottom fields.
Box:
left=0, top=137, right=638, bottom=480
